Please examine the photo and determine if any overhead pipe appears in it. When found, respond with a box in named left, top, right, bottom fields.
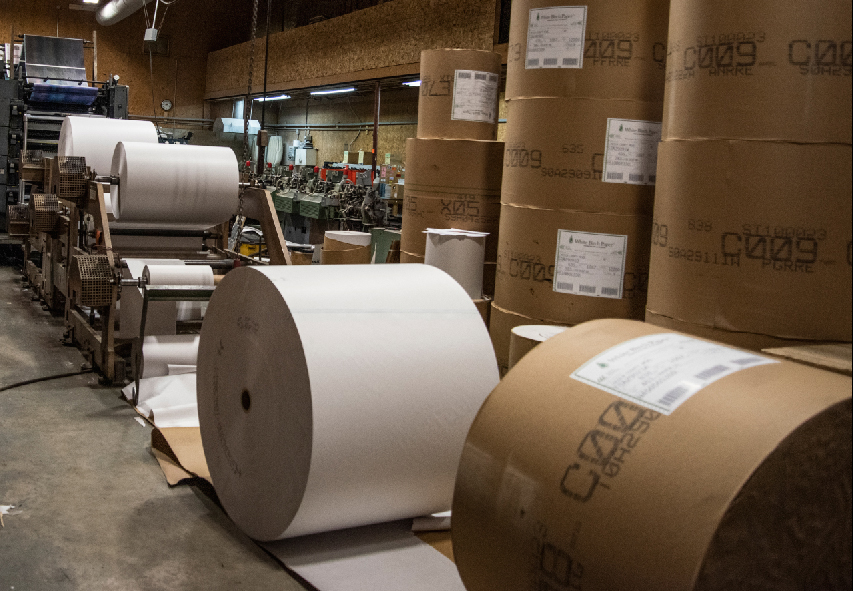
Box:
left=96, top=0, right=155, bottom=26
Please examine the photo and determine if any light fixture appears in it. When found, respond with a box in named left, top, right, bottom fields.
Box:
left=403, top=80, right=421, bottom=87
left=253, top=94, right=291, bottom=101
left=310, top=87, right=356, bottom=96
left=82, top=0, right=99, bottom=4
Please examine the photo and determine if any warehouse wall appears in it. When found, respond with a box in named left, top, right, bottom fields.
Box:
left=0, top=0, right=251, bottom=117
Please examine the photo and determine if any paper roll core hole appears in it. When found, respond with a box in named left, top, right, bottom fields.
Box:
left=241, top=389, right=252, bottom=413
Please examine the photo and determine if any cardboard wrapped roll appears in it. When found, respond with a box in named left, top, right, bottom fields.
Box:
left=506, top=0, right=670, bottom=102
left=663, top=0, right=852, bottom=142
left=508, top=324, right=567, bottom=369
left=488, top=303, right=570, bottom=376
left=402, top=138, right=504, bottom=294
left=502, top=98, right=661, bottom=215
left=322, top=231, right=372, bottom=265
left=648, top=140, right=852, bottom=344
left=453, top=319, right=852, bottom=591
left=197, top=265, right=499, bottom=541
left=494, top=205, right=652, bottom=325
left=418, top=49, right=502, bottom=141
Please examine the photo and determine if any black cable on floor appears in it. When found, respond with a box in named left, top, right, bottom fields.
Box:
left=0, top=369, right=94, bottom=393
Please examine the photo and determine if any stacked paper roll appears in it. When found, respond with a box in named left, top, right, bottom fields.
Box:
left=111, top=142, right=238, bottom=230
left=507, top=324, right=567, bottom=369
left=490, top=0, right=669, bottom=373
left=197, top=264, right=499, bottom=541
left=453, top=319, right=852, bottom=591
left=647, top=0, right=852, bottom=348
left=424, top=229, right=488, bottom=300
left=58, top=116, right=158, bottom=176
left=402, top=49, right=504, bottom=299
left=322, top=231, right=372, bottom=265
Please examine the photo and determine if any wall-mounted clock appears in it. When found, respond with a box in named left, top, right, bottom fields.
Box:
left=161, top=99, right=173, bottom=112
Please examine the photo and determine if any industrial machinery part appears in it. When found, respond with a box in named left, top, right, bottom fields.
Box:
left=55, top=156, right=88, bottom=202
left=29, top=193, right=59, bottom=232
left=69, top=254, right=114, bottom=308
left=6, top=204, right=29, bottom=236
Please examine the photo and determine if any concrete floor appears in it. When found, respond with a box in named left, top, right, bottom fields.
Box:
left=0, top=263, right=307, bottom=590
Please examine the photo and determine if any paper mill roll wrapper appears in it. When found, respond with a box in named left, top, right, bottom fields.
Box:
left=508, top=324, right=567, bottom=369
left=424, top=229, right=488, bottom=300
left=506, top=0, right=670, bottom=102
left=140, top=335, right=200, bottom=379
left=197, top=264, right=500, bottom=541
left=663, top=0, right=852, bottom=143
left=111, top=142, right=238, bottom=229
left=453, top=319, right=852, bottom=591
left=322, top=231, right=372, bottom=265
left=417, top=49, right=502, bottom=141
left=58, top=116, right=158, bottom=176
left=502, top=97, right=662, bottom=215
left=494, top=205, right=652, bottom=325
left=648, top=140, right=852, bottom=344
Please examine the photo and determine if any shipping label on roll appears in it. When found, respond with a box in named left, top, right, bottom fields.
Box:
left=525, top=6, right=588, bottom=69
left=451, top=70, right=499, bottom=123
left=602, top=119, right=662, bottom=186
left=553, top=230, right=627, bottom=299
left=572, top=334, right=779, bottom=415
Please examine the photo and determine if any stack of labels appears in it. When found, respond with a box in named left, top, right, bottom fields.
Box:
left=507, top=324, right=567, bottom=369
left=58, top=116, right=157, bottom=176
left=197, top=264, right=500, bottom=541
left=424, top=229, right=488, bottom=300
left=111, top=142, right=238, bottom=229
left=140, top=335, right=200, bottom=379
left=453, top=319, right=851, bottom=591
left=322, top=231, right=372, bottom=265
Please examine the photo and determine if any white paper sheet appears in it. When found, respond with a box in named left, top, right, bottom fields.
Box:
left=263, top=520, right=465, bottom=591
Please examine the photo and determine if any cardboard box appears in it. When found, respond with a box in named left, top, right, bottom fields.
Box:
left=401, top=138, right=504, bottom=293
left=502, top=97, right=661, bottom=215
left=663, top=0, right=852, bottom=142
left=506, top=0, right=670, bottom=102
left=418, top=49, right=502, bottom=141
left=648, top=140, right=852, bottom=342
left=453, top=318, right=852, bottom=591
left=494, top=205, right=652, bottom=325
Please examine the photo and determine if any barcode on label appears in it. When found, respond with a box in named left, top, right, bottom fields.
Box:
left=732, top=357, right=763, bottom=366
left=601, top=287, right=619, bottom=297
left=563, top=58, right=579, bottom=66
left=556, top=282, right=573, bottom=291
left=457, top=72, right=472, bottom=79
left=528, top=58, right=540, bottom=67
left=488, top=74, right=498, bottom=82
left=544, top=58, right=558, bottom=66
left=578, top=285, right=597, bottom=294
left=659, top=386, right=689, bottom=407
left=474, top=73, right=487, bottom=81
left=607, top=172, right=624, bottom=180
left=629, top=173, right=645, bottom=182
left=695, top=365, right=729, bottom=380
left=649, top=175, right=656, bottom=183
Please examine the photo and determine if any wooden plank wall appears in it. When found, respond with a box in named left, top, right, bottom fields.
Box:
left=1, top=0, right=251, bottom=117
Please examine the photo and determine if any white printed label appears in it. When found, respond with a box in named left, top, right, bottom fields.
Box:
left=526, top=6, right=588, bottom=69
left=572, top=334, right=779, bottom=415
left=553, top=231, right=627, bottom=299
left=451, top=70, right=499, bottom=123
left=602, top=119, right=662, bottom=186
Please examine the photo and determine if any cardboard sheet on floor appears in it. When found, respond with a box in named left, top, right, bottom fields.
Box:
left=151, top=427, right=210, bottom=485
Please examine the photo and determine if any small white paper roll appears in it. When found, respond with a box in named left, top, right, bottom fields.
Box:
left=197, top=264, right=499, bottom=541
left=324, top=230, right=372, bottom=247
left=424, top=228, right=488, bottom=300
left=58, top=116, right=158, bottom=176
left=111, top=142, right=238, bottom=229
left=140, top=334, right=200, bottom=379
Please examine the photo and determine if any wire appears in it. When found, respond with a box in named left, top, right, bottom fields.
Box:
left=0, top=369, right=94, bottom=393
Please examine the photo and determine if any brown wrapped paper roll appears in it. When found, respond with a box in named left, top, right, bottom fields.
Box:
left=453, top=319, right=852, bottom=591
left=323, top=231, right=372, bottom=265
left=418, top=49, right=502, bottom=141
left=507, top=324, right=568, bottom=369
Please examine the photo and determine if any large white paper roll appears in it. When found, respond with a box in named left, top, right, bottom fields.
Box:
left=58, top=116, right=158, bottom=176
left=143, top=263, right=214, bottom=321
left=424, top=229, right=488, bottom=300
left=140, top=334, right=200, bottom=379
left=197, top=264, right=500, bottom=541
left=111, top=142, right=238, bottom=229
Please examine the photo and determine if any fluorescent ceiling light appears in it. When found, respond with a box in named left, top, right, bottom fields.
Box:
left=82, top=0, right=99, bottom=3
left=254, top=94, right=290, bottom=101
left=403, top=80, right=421, bottom=87
left=310, top=87, right=356, bottom=96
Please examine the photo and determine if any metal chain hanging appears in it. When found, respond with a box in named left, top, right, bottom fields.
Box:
left=241, top=0, right=260, bottom=179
